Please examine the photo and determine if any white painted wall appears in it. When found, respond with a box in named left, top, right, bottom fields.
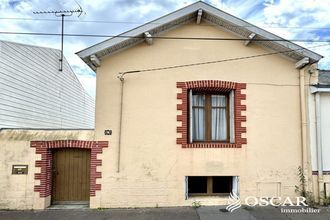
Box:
left=309, top=90, right=330, bottom=172
left=0, top=40, right=95, bottom=129
left=308, top=88, right=317, bottom=171
left=320, top=93, right=330, bottom=171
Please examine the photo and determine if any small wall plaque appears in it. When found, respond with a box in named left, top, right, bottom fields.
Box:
left=12, top=165, right=28, bottom=175
left=104, top=129, right=112, bottom=135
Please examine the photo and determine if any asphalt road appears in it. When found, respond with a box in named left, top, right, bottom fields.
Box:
left=1, top=206, right=330, bottom=220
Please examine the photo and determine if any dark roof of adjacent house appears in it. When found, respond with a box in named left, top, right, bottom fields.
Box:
left=319, top=70, right=330, bottom=86
left=77, top=1, right=323, bottom=71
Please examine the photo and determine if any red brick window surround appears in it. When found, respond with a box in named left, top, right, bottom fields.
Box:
left=31, top=140, right=108, bottom=198
left=177, top=80, right=247, bottom=148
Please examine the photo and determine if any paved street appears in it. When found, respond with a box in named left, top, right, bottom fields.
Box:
left=1, top=206, right=330, bottom=220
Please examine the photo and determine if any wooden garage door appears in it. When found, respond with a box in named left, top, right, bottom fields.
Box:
left=52, top=148, right=90, bottom=204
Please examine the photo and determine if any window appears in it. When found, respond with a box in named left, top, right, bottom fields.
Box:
left=186, top=176, right=239, bottom=197
left=191, top=93, right=229, bottom=142
left=176, top=80, right=247, bottom=148
left=189, top=90, right=235, bottom=143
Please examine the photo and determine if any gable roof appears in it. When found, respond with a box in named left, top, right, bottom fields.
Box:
left=77, top=1, right=323, bottom=71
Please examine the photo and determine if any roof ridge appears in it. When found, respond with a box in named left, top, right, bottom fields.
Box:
left=0, top=39, right=60, bottom=51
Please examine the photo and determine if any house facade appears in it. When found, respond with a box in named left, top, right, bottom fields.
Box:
left=1, top=2, right=325, bottom=210
left=76, top=2, right=322, bottom=208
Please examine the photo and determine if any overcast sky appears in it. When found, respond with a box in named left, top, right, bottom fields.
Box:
left=0, top=0, right=329, bottom=97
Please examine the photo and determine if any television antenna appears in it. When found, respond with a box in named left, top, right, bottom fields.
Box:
left=33, top=3, right=84, bottom=71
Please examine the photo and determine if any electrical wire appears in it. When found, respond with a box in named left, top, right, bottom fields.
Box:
left=0, top=17, right=329, bottom=30
left=0, top=31, right=329, bottom=43
left=119, top=43, right=329, bottom=76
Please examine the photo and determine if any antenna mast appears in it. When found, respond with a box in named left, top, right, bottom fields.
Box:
left=33, top=4, right=83, bottom=71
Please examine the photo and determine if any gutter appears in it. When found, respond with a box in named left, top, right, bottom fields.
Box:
left=299, top=68, right=309, bottom=193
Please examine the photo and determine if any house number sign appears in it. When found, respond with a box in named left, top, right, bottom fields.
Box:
left=12, top=165, right=28, bottom=175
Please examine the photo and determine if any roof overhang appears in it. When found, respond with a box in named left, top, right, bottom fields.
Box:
left=77, top=1, right=323, bottom=71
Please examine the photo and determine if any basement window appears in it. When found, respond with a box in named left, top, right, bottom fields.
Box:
left=186, top=176, right=239, bottom=198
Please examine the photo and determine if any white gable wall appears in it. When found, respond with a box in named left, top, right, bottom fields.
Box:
left=0, top=41, right=95, bottom=129
left=320, top=93, right=330, bottom=171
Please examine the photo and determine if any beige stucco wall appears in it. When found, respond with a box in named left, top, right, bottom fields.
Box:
left=93, top=22, right=306, bottom=208
left=0, top=129, right=94, bottom=209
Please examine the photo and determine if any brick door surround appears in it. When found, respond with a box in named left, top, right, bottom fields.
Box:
left=31, top=140, right=108, bottom=198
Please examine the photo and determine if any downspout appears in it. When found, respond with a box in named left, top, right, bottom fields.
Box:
left=299, top=69, right=308, bottom=192
left=315, top=92, right=324, bottom=204
left=117, top=74, right=125, bottom=173
left=116, top=71, right=140, bottom=173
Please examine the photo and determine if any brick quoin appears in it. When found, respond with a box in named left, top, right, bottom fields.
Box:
left=31, top=140, right=108, bottom=198
left=176, top=80, right=247, bottom=148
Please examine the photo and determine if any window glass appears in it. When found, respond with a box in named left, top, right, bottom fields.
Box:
left=188, top=176, right=207, bottom=194
left=211, top=95, right=227, bottom=141
left=212, top=176, right=232, bottom=193
left=192, top=94, right=205, bottom=141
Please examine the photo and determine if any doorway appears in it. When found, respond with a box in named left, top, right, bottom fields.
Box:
left=52, top=148, right=90, bottom=204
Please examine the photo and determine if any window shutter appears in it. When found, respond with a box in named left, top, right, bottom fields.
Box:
left=189, top=90, right=193, bottom=143
left=232, top=176, right=240, bottom=197
left=185, top=176, right=189, bottom=200
left=229, top=90, right=235, bottom=143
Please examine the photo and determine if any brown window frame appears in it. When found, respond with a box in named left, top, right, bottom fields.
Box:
left=176, top=80, right=247, bottom=148
left=191, top=91, right=230, bottom=143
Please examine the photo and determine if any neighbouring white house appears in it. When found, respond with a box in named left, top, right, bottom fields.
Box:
left=0, top=40, right=95, bottom=129
left=309, top=69, right=330, bottom=202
